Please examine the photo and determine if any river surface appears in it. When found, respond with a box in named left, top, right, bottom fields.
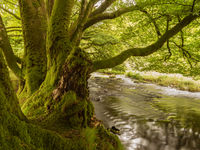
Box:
left=88, top=73, right=200, bottom=150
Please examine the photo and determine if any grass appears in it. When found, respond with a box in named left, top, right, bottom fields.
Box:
left=126, top=71, right=200, bottom=92
left=98, top=69, right=125, bottom=75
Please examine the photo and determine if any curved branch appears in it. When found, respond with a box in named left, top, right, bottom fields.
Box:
left=0, top=5, right=21, bottom=20
left=91, top=14, right=199, bottom=72
left=84, top=5, right=140, bottom=30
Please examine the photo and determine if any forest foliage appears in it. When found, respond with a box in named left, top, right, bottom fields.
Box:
left=1, top=0, right=200, bottom=77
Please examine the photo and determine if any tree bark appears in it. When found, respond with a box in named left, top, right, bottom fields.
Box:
left=22, top=0, right=94, bottom=128
left=0, top=50, right=25, bottom=120
left=0, top=46, right=122, bottom=150
left=19, top=0, right=47, bottom=94
left=44, top=0, right=74, bottom=87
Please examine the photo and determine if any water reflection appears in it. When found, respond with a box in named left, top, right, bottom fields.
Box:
left=89, top=73, right=200, bottom=150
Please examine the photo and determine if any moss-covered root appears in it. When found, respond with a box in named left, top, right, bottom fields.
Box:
left=0, top=111, right=83, bottom=150
left=0, top=110, right=123, bottom=150
left=95, top=125, right=124, bottom=150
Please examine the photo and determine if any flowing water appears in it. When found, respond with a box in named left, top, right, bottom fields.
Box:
left=89, top=73, right=200, bottom=150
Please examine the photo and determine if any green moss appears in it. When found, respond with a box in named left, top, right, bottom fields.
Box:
left=19, top=0, right=47, bottom=95
left=0, top=109, right=124, bottom=150
left=95, top=126, right=124, bottom=150
left=0, top=111, right=87, bottom=150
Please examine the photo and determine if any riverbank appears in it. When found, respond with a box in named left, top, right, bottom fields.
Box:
left=125, top=71, right=200, bottom=92
left=98, top=70, right=200, bottom=92
left=10, top=68, right=200, bottom=93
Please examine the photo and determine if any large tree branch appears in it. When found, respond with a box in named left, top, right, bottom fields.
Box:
left=91, top=14, right=199, bottom=72
left=84, top=5, right=140, bottom=30
left=83, top=1, right=165, bottom=30
left=70, top=0, right=98, bottom=44
left=0, top=5, right=21, bottom=20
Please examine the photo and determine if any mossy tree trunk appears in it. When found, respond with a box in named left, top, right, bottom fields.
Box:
left=1, top=0, right=199, bottom=149
left=19, top=0, right=47, bottom=95
left=1, top=49, right=111, bottom=150
left=21, top=0, right=94, bottom=128
left=0, top=50, right=25, bottom=120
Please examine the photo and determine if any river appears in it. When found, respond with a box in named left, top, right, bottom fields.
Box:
left=89, top=73, right=200, bottom=150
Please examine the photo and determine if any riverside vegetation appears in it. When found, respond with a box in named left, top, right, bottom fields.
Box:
left=126, top=71, right=200, bottom=92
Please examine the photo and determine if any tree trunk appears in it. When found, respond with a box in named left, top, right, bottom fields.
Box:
left=0, top=50, right=25, bottom=120
left=0, top=15, right=23, bottom=80
left=50, top=47, right=94, bottom=127
left=0, top=47, right=123, bottom=149
left=3, top=0, right=124, bottom=149
left=21, top=0, right=95, bottom=128
left=19, top=0, right=47, bottom=95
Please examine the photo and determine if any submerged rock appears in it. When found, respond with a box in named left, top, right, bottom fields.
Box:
left=109, top=126, right=120, bottom=135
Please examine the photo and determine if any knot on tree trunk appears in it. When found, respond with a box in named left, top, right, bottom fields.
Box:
left=48, top=48, right=94, bottom=128
left=53, top=47, right=92, bottom=100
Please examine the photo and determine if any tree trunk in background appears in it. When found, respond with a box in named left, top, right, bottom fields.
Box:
left=0, top=50, right=25, bottom=120
left=19, top=0, right=47, bottom=95
left=0, top=15, right=23, bottom=80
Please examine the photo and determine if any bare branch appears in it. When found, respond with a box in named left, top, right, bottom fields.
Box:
left=0, top=5, right=21, bottom=20
left=165, top=15, right=172, bottom=60
left=172, top=42, right=191, bottom=58
left=177, top=16, right=184, bottom=47
left=91, top=13, right=199, bottom=72
left=172, top=41, right=195, bottom=68
left=139, top=8, right=161, bottom=37
left=191, top=0, right=197, bottom=12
